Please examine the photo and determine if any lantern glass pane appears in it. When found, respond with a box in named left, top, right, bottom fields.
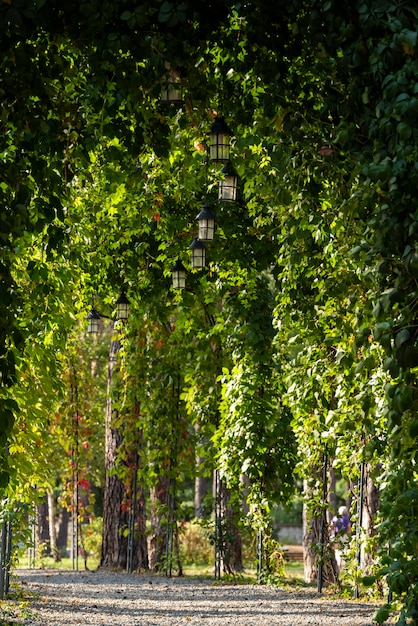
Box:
left=210, top=133, right=230, bottom=163
left=161, top=82, right=182, bottom=103
left=198, top=218, right=215, bottom=241
left=117, top=302, right=130, bottom=320
left=172, top=270, right=186, bottom=290
left=87, top=317, right=99, bottom=334
left=191, top=247, right=206, bottom=269
left=219, top=175, right=238, bottom=202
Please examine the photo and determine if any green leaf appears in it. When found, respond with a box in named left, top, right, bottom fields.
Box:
left=395, top=328, right=410, bottom=349
left=397, top=122, right=412, bottom=140
left=401, top=29, right=417, bottom=50
left=409, top=419, right=418, bottom=439
left=374, top=321, right=391, bottom=340
left=383, top=358, right=400, bottom=378
left=0, top=470, right=9, bottom=489
left=158, top=2, right=174, bottom=22
left=361, top=575, right=377, bottom=586
left=373, top=605, right=391, bottom=625
left=0, top=408, right=15, bottom=435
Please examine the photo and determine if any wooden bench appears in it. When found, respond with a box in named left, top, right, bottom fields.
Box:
left=283, top=547, right=304, bottom=562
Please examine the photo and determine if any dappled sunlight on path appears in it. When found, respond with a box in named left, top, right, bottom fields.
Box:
left=13, top=569, right=382, bottom=626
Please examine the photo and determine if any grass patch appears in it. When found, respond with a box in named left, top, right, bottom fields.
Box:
left=283, top=561, right=305, bottom=581
left=183, top=561, right=305, bottom=584
left=15, top=556, right=100, bottom=571
left=0, top=578, right=36, bottom=624
left=14, top=556, right=304, bottom=582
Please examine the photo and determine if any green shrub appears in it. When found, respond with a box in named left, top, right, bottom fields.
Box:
left=81, top=517, right=103, bottom=562
left=178, top=520, right=213, bottom=565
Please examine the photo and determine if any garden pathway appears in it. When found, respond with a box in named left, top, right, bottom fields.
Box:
left=8, top=569, right=384, bottom=626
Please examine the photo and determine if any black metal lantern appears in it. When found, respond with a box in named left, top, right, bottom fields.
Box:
left=172, top=259, right=186, bottom=290
left=160, top=69, right=183, bottom=104
left=189, top=237, right=206, bottom=269
left=209, top=117, right=232, bottom=163
left=115, top=292, right=130, bottom=321
left=218, top=161, right=238, bottom=202
left=87, top=308, right=101, bottom=334
left=196, top=202, right=215, bottom=241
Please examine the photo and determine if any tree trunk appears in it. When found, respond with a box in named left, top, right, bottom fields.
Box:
left=302, top=484, right=318, bottom=583
left=100, top=432, right=129, bottom=567
left=100, top=337, right=130, bottom=569
left=148, top=475, right=170, bottom=572
left=194, top=475, right=207, bottom=518
left=56, top=506, right=70, bottom=557
left=194, top=423, right=208, bottom=519
left=37, top=496, right=50, bottom=557
left=240, top=474, right=250, bottom=516
left=194, top=472, right=207, bottom=518
left=101, top=336, right=149, bottom=571
left=133, top=487, right=148, bottom=570
left=302, top=476, right=338, bottom=585
left=360, top=464, right=380, bottom=572
left=47, top=492, right=60, bottom=561
left=218, top=479, right=243, bottom=574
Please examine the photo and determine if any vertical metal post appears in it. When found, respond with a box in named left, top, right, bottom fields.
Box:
left=0, top=521, right=6, bottom=600
left=214, top=469, right=222, bottom=580
left=28, top=512, right=36, bottom=568
left=0, top=520, right=12, bottom=597
left=71, top=514, right=75, bottom=569
left=164, top=376, right=180, bottom=578
left=257, top=530, right=263, bottom=581
left=127, top=454, right=138, bottom=574
left=355, top=459, right=365, bottom=599
left=387, top=543, right=393, bottom=604
left=70, top=365, right=79, bottom=572
left=5, top=520, right=12, bottom=594
left=317, top=451, right=328, bottom=593
left=72, top=479, right=79, bottom=571
left=165, top=484, right=175, bottom=578
left=169, top=489, right=174, bottom=578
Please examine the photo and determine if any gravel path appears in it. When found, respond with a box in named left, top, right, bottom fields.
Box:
left=9, top=569, right=382, bottom=626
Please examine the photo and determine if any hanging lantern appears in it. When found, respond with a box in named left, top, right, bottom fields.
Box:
left=87, top=308, right=101, bottom=334
left=218, top=161, right=238, bottom=202
left=209, top=117, right=232, bottom=163
left=172, top=259, right=186, bottom=290
left=196, top=202, right=215, bottom=241
left=115, top=292, right=130, bottom=321
left=160, top=69, right=183, bottom=104
left=189, top=237, right=206, bottom=269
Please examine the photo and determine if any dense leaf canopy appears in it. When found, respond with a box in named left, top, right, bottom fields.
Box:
left=1, top=0, right=418, bottom=621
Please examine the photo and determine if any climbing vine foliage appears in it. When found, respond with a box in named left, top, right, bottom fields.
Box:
left=1, top=0, right=418, bottom=620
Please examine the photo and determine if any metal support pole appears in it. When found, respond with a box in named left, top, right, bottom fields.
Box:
left=164, top=468, right=172, bottom=576
left=257, top=530, right=263, bottom=582
left=355, top=459, right=365, bottom=599
left=317, top=451, right=328, bottom=593
left=29, top=512, right=36, bottom=568
left=71, top=434, right=79, bottom=571
left=72, top=479, right=79, bottom=571
left=165, top=486, right=175, bottom=578
left=214, top=469, right=222, bottom=580
left=127, top=456, right=138, bottom=574
left=387, top=543, right=393, bottom=604
left=0, top=521, right=7, bottom=600
left=164, top=378, right=180, bottom=578
left=5, top=520, right=12, bottom=594
left=70, top=367, right=79, bottom=572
